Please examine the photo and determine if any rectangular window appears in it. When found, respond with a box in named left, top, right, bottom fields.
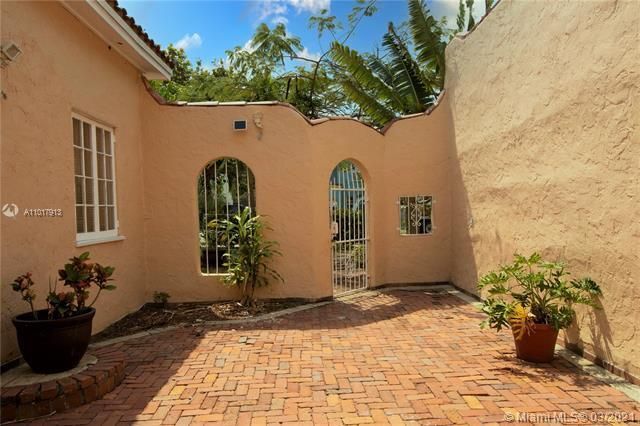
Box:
left=399, top=196, right=433, bottom=235
left=73, top=115, right=118, bottom=243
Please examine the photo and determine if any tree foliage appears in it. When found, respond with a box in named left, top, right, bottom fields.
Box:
left=330, top=0, right=446, bottom=127
left=149, top=0, right=491, bottom=129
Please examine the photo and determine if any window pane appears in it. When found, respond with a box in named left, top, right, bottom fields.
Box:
left=76, top=206, right=85, bottom=233
left=107, top=206, right=115, bottom=230
left=74, top=147, right=83, bottom=175
left=106, top=181, right=114, bottom=205
left=73, top=119, right=81, bottom=147
left=98, top=179, right=106, bottom=205
left=85, top=177, right=94, bottom=204
left=86, top=206, right=95, bottom=232
left=83, top=122, right=91, bottom=148
left=104, top=131, right=111, bottom=155
left=96, top=128, right=104, bottom=153
left=84, top=149, right=93, bottom=176
left=105, top=155, right=112, bottom=179
left=75, top=177, right=84, bottom=204
left=400, top=205, right=407, bottom=234
left=97, top=153, right=105, bottom=178
left=99, top=206, right=107, bottom=231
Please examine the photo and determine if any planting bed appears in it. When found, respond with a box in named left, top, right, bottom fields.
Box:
left=91, top=299, right=308, bottom=343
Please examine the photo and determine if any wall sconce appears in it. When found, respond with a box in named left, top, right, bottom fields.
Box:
left=1, top=41, right=22, bottom=68
left=253, top=112, right=264, bottom=140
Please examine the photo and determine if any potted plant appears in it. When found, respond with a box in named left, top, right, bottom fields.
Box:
left=478, top=253, right=601, bottom=363
left=210, top=207, right=283, bottom=308
left=9, top=252, right=115, bottom=373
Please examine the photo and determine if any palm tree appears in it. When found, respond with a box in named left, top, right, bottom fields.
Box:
left=330, top=0, right=446, bottom=127
left=249, top=23, right=303, bottom=66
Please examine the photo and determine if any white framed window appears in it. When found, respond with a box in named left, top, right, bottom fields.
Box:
left=399, top=195, right=433, bottom=235
left=72, top=114, right=118, bottom=243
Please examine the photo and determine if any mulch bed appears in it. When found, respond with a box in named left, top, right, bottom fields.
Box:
left=91, top=300, right=307, bottom=343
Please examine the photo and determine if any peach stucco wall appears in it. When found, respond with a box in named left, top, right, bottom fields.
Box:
left=1, top=1, right=148, bottom=362
left=1, top=2, right=451, bottom=362
left=140, top=97, right=452, bottom=302
left=3, top=0, right=637, bottom=381
left=446, top=0, right=639, bottom=378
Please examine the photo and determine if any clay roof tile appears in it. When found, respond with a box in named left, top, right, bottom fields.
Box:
left=105, top=0, right=173, bottom=70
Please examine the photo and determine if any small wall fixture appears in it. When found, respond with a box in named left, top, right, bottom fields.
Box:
left=233, top=119, right=247, bottom=131
left=1, top=41, right=22, bottom=67
left=253, top=112, right=264, bottom=140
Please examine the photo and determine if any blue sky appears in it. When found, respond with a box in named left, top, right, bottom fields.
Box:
left=120, top=0, right=486, bottom=67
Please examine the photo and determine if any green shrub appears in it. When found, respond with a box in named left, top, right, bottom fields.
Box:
left=478, top=253, right=601, bottom=335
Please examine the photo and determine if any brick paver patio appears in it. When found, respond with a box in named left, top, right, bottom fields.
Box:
left=29, top=290, right=639, bottom=425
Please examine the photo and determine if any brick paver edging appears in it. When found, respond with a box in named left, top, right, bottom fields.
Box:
left=0, top=347, right=126, bottom=423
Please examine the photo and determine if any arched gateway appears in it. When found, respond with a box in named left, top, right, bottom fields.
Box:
left=329, top=161, right=369, bottom=296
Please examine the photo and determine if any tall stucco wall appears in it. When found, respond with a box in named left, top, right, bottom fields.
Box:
left=0, top=2, right=148, bottom=361
left=0, top=1, right=453, bottom=364
left=140, top=96, right=452, bottom=302
left=446, top=0, right=639, bottom=379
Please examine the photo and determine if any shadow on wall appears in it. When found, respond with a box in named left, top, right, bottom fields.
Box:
left=446, top=98, right=619, bottom=377
left=446, top=100, right=479, bottom=296
left=564, top=299, right=615, bottom=371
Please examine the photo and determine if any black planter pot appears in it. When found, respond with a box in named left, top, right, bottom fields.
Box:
left=12, top=308, right=95, bottom=374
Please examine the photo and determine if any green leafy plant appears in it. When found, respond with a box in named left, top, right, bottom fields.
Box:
left=478, top=253, right=602, bottom=335
left=46, top=291, right=77, bottom=319
left=8, top=252, right=116, bottom=319
left=153, top=291, right=171, bottom=305
left=209, top=207, right=283, bottom=308
left=58, top=252, right=116, bottom=313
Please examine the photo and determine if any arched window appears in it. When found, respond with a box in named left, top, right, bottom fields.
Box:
left=198, top=158, right=256, bottom=274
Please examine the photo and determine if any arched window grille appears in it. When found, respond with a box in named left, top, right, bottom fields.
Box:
left=198, top=158, right=256, bottom=274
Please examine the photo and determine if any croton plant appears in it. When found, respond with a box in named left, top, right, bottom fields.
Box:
left=9, top=252, right=115, bottom=319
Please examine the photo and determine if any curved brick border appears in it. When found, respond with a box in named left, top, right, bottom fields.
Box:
left=1, top=347, right=125, bottom=422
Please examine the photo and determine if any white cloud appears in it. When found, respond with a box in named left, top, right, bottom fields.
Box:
left=430, top=0, right=487, bottom=30
left=174, top=33, right=202, bottom=50
left=271, top=15, right=289, bottom=25
left=256, top=0, right=330, bottom=26
left=287, top=0, right=329, bottom=14
left=258, top=0, right=288, bottom=21
left=296, top=47, right=320, bottom=62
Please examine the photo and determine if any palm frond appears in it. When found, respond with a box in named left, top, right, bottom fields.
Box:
left=330, top=42, right=404, bottom=110
left=339, top=78, right=396, bottom=126
left=456, top=0, right=466, bottom=33
left=382, top=23, right=432, bottom=112
left=466, top=0, right=476, bottom=31
left=367, top=56, right=395, bottom=89
left=408, top=0, right=445, bottom=81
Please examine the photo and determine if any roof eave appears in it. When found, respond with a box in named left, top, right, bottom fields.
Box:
left=61, top=0, right=172, bottom=80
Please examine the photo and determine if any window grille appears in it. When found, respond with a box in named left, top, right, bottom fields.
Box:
left=198, top=158, right=256, bottom=274
left=399, top=196, right=433, bottom=235
left=73, top=115, right=117, bottom=242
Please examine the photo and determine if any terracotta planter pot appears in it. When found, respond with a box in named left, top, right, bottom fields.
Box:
left=512, top=323, right=559, bottom=363
left=12, top=308, right=95, bottom=374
